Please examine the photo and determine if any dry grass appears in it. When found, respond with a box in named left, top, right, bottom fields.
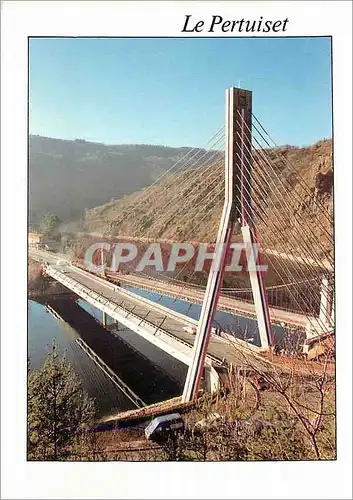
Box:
left=83, top=140, right=333, bottom=258
left=60, top=348, right=335, bottom=462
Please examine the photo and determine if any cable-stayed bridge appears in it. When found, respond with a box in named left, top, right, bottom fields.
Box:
left=32, top=87, right=334, bottom=403
left=30, top=247, right=273, bottom=398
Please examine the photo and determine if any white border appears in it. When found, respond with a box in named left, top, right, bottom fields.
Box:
left=1, top=1, right=352, bottom=499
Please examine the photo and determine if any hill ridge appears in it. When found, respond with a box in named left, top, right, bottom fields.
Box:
left=83, top=139, right=333, bottom=257
left=29, top=135, right=216, bottom=222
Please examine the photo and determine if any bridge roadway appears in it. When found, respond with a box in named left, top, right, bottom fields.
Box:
left=30, top=248, right=273, bottom=376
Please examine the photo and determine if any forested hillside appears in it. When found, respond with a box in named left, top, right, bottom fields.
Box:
left=29, top=135, right=216, bottom=222
left=83, top=139, right=333, bottom=258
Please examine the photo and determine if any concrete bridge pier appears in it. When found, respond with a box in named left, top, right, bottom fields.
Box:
left=204, top=365, right=221, bottom=394
left=102, top=311, right=119, bottom=330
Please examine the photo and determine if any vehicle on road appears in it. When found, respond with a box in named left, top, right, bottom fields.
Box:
left=183, top=325, right=197, bottom=335
left=145, top=413, right=184, bottom=442
left=183, top=325, right=222, bottom=336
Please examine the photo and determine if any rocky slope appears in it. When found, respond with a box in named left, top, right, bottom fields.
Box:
left=83, top=139, right=333, bottom=259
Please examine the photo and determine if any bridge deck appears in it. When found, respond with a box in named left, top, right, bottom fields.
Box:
left=30, top=249, right=271, bottom=372
left=57, top=267, right=263, bottom=367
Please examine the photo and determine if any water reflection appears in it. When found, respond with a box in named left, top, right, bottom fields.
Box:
left=28, top=299, right=186, bottom=418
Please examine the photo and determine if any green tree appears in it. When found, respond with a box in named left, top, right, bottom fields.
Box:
left=40, top=213, right=62, bottom=239
left=28, top=344, right=95, bottom=460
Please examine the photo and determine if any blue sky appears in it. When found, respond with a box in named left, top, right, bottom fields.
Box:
left=29, top=37, right=332, bottom=148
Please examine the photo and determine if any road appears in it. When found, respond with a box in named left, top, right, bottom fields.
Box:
left=73, top=231, right=333, bottom=270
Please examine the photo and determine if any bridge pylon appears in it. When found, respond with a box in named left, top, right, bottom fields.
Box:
left=182, top=87, right=273, bottom=403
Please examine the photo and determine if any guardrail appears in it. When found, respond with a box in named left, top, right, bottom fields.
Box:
left=70, top=264, right=200, bottom=326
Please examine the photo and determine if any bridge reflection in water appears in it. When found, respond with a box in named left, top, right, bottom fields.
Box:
left=28, top=298, right=187, bottom=418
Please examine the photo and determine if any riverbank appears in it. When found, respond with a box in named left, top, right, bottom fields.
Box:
left=50, top=362, right=336, bottom=461
left=28, top=259, right=74, bottom=299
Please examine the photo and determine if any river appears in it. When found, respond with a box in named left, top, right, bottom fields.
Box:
left=28, top=297, right=187, bottom=419
left=28, top=286, right=287, bottom=419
